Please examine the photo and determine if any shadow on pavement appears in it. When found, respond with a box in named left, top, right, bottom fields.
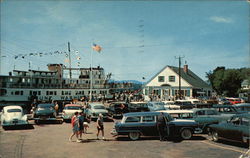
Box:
left=214, top=139, right=249, bottom=148
left=2, top=124, right=34, bottom=130
left=34, top=120, right=63, bottom=125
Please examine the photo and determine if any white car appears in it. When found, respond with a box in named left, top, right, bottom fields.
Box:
left=1, top=106, right=29, bottom=129
left=62, top=104, right=83, bottom=122
left=85, top=103, right=109, bottom=120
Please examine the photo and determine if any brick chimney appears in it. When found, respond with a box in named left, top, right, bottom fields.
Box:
left=184, top=64, right=188, bottom=73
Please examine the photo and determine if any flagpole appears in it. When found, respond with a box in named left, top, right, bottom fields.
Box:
left=90, top=42, right=93, bottom=102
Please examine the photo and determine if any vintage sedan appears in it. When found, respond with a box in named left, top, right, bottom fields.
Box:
left=62, top=104, right=83, bottom=122
left=106, top=102, right=129, bottom=118
left=147, top=102, right=166, bottom=111
left=111, top=112, right=202, bottom=140
left=234, top=103, right=250, bottom=113
left=158, top=108, right=232, bottom=133
left=209, top=113, right=250, bottom=144
left=1, top=106, right=29, bottom=129
left=33, top=103, right=59, bottom=124
left=85, top=103, right=109, bottom=120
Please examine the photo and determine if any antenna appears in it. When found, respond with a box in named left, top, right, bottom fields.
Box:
left=175, top=55, right=185, bottom=99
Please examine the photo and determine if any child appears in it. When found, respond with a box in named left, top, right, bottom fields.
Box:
left=96, top=113, right=105, bottom=140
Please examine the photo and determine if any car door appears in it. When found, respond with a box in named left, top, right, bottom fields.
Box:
left=121, top=116, right=141, bottom=132
left=222, top=116, right=242, bottom=141
left=140, top=115, right=157, bottom=136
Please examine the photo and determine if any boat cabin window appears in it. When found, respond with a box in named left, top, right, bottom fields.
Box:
left=125, top=116, right=141, bottom=123
left=0, top=89, right=7, bottom=96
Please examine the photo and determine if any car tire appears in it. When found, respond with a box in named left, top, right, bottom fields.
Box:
left=128, top=132, right=140, bottom=141
left=180, top=129, right=192, bottom=140
left=211, top=131, right=219, bottom=142
left=35, top=120, right=39, bottom=124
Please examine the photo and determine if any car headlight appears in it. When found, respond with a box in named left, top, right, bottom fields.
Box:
left=22, top=115, right=28, bottom=121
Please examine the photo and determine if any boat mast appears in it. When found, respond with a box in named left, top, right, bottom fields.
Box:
left=68, top=42, right=72, bottom=79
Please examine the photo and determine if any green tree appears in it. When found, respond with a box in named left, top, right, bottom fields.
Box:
left=206, top=67, right=249, bottom=97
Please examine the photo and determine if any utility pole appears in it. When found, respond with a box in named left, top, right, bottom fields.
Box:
left=68, top=42, right=72, bottom=79
left=175, top=56, right=185, bottom=100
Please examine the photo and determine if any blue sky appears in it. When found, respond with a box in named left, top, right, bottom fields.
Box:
left=0, top=0, right=249, bottom=81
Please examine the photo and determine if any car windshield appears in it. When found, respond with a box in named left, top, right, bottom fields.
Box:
left=154, top=106, right=165, bottom=110
left=94, top=105, right=105, bottom=109
left=38, top=104, right=54, bottom=109
left=65, top=106, right=81, bottom=110
left=7, top=109, right=22, bottom=113
left=182, top=102, right=192, bottom=105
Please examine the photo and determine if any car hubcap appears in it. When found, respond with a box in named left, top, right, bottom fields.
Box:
left=182, top=129, right=192, bottom=139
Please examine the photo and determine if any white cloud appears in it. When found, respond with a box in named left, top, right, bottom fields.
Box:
left=209, top=16, right=233, bottom=23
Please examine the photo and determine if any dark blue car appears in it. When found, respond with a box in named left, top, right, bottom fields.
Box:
left=111, top=111, right=202, bottom=140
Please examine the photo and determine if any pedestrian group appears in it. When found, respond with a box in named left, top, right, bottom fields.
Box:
left=69, top=112, right=105, bottom=143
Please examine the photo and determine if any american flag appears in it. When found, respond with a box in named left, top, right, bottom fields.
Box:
left=92, top=43, right=102, bottom=53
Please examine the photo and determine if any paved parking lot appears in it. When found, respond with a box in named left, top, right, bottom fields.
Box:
left=0, top=120, right=248, bottom=158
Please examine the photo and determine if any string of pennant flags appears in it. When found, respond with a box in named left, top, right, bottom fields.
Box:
left=14, top=50, right=69, bottom=59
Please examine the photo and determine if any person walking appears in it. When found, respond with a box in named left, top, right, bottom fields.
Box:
left=69, top=112, right=81, bottom=143
left=96, top=113, right=105, bottom=140
left=54, top=102, right=59, bottom=116
left=78, top=112, right=85, bottom=140
left=156, top=112, right=167, bottom=141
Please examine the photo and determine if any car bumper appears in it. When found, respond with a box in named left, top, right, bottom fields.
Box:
left=194, top=127, right=203, bottom=134
left=2, top=121, right=29, bottom=127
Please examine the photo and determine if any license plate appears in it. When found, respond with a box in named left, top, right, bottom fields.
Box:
left=40, top=116, right=47, bottom=120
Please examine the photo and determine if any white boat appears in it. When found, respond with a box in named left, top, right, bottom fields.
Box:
left=0, top=64, right=115, bottom=103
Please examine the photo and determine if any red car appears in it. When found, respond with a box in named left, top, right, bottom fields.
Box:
left=227, top=98, right=242, bottom=105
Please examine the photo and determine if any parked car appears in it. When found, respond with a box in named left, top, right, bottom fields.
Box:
left=212, top=105, right=242, bottom=115
left=173, top=100, right=193, bottom=109
left=1, top=106, right=29, bottom=129
left=188, top=99, right=201, bottom=105
left=147, top=102, right=166, bottom=111
left=85, top=103, right=109, bottom=120
left=158, top=108, right=232, bottom=133
left=234, top=103, right=250, bottom=113
left=62, top=104, right=83, bottom=122
left=106, top=102, right=129, bottom=118
left=226, top=97, right=242, bottom=105
left=162, top=101, right=180, bottom=110
left=111, top=112, right=202, bottom=140
left=209, top=113, right=250, bottom=145
left=129, top=102, right=149, bottom=112
left=218, top=98, right=231, bottom=105
left=33, top=103, right=59, bottom=124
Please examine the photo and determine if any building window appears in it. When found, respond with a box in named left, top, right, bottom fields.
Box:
left=158, top=76, right=165, bottom=82
left=169, top=76, right=175, bottom=82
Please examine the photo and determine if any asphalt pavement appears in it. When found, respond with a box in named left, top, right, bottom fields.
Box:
left=0, top=120, right=248, bottom=158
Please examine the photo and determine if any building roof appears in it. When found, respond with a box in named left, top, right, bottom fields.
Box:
left=169, top=66, right=211, bottom=89
left=241, top=79, right=249, bottom=86
left=145, top=65, right=211, bottom=89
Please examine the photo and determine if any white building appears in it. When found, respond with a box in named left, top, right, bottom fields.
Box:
left=143, top=65, right=212, bottom=101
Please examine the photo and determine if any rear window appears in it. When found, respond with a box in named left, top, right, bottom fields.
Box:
left=38, top=104, right=54, bottom=108
left=65, top=106, right=81, bottom=110
left=142, top=116, right=155, bottom=122
left=7, top=109, right=22, bottom=113
left=125, top=116, right=141, bottom=123
left=94, top=105, right=105, bottom=109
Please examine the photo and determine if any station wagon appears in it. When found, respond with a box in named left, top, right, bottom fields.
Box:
left=111, top=112, right=201, bottom=140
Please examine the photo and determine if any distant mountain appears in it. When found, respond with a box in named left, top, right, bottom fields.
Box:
left=108, top=80, right=145, bottom=85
